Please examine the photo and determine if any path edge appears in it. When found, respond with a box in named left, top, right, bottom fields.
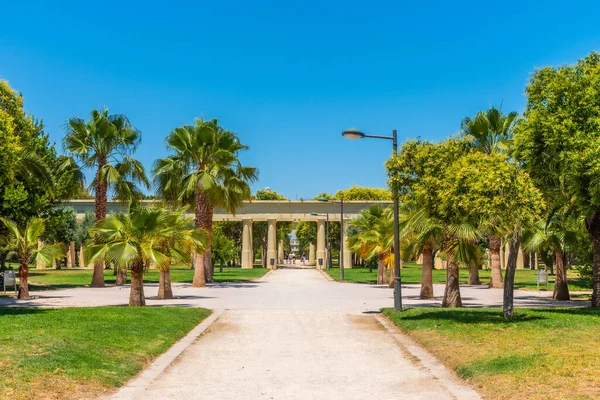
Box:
left=104, top=309, right=225, bottom=399
left=318, top=269, right=334, bottom=281
left=375, top=313, right=482, bottom=400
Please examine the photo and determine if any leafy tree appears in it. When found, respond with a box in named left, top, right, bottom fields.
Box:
left=154, top=118, right=257, bottom=286
left=212, top=224, right=237, bottom=270
left=333, top=186, right=392, bottom=200
left=0, top=81, right=79, bottom=226
left=461, top=107, right=519, bottom=288
left=514, top=52, right=600, bottom=307
left=86, top=207, right=207, bottom=306
left=64, top=108, right=149, bottom=287
left=439, top=152, right=543, bottom=316
left=0, top=218, right=64, bottom=299
left=387, top=138, right=474, bottom=307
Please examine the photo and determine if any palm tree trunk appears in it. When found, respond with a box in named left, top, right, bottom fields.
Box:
left=17, top=254, right=30, bottom=300
left=468, top=265, right=481, bottom=285
left=420, top=246, right=434, bottom=299
left=553, top=249, right=570, bottom=300
left=158, top=268, right=173, bottom=300
left=442, top=258, right=462, bottom=307
left=388, top=266, right=394, bottom=288
left=129, top=261, right=145, bottom=306
left=489, top=235, right=503, bottom=288
left=115, top=267, right=127, bottom=285
left=377, top=254, right=387, bottom=285
left=591, top=209, right=600, bottom=307
left=91, top=162, right=107, bottom=288
left=193, top=189, right=213, bottom=287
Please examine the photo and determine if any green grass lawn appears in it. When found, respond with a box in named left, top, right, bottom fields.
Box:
left=383, top=307, right=600, bottom=400
left=0, top=306, right=211, bottom=400
left=325, top=263, right=591, bottom=291
left=17, top=267, right=269, bottom=291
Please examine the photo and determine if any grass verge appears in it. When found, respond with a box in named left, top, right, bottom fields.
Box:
left=325, top=263, right=590, bottom=291
left=20, top=267, right=269, bottom=291
left=0, top=306, right=211, bottom=399
left=383, top=307, right=600, bottom=400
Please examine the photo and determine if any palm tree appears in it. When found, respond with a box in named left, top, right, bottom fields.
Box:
left=0, top=218, right=65, bottom=299
left=441, top=222, right=483, bottom=307
left=401, top=203, right=444, bottom=299
left=522, top=215, right=581, bottom=300
left=154, top=118, right=258, bottom=287
left=86, top=206, right=207, bottom=306
left=63, top=108, right=149, bottom=287
left=348, top=205, right=395, bottom=286
left=461, top=107, right=519, bottom=288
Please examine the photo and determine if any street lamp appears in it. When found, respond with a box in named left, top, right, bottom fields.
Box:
left=317, top=197, right=345, bottom=281
left=342, top=127, right=402, bottom=312
left=311, top=212, right=331, bottom=270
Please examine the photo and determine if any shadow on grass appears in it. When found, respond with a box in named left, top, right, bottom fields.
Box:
left=0, top=307, right=50, bottom=316
left=386, top=308, right=545, bottom=324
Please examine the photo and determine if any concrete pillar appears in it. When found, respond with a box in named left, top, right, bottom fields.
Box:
left=249, top=221, right=253, bottom=267
left=267, top=219, right=277, bottom=269
left=278, top=240, right=284, bottom=264
left=67, top=241, right=76, bottom=268
left=242, top=219, right=253, bottom=269
left=79, top=245, right=87, bottom=268
left=309, top=243, right=316, bottom=265
left=517, top=248, right=525, bottom=269
left=343, top=223, right=352, bottom=269
left=36, top=240, right=46, bottom=269
left=316, top=219, right=326, bottom=270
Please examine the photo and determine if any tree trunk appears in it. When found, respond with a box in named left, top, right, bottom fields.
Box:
left=377, top=254, right=387, bottom=285
left=503, top=231, right=520, bottom=318
left=468, top=265, right=482, bottom=285
left=489, top=235, right=503, bottom=288
left=553, top=249, right=570, bottom=300
left=193, top=188, right=213, bottom=287
left=129, top=262, right=145, bottom=306
left=91, top=161, right=107, bottom=287
left=17, top=255, right=30, bottom=300
left=586, top=210, right=600, bottom=307
left=388, top=266, right=394, bottom=288
left=442, top=258, right=462, bottom=307
left=0, top=252, right=7, bottom=271
left=157, top=268, right=173, bottom=300
left=115, top=267, right=127, bottom=285
left=419, top=246, right=434, bottom=299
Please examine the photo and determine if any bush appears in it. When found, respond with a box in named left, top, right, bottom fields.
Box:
left=576, top=264, right=594, bottom=288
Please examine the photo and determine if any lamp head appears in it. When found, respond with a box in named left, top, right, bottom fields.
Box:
left=342, top=127, right=365, bottom=140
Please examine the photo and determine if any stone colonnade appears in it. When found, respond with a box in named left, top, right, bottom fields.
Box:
left=239, top=217, right=354, bottom=270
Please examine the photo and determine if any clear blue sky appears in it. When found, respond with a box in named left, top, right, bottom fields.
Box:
left=2, top=0, right=599, bottom=200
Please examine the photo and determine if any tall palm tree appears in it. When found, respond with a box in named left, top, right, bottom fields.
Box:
left=63, top=108, right=149, bottom=287
left=0, top=218, right=65, bottom=299
left=154, top=118, right=258, bottom=287
left=522, top=214, right=581, bottom=300
left=86, top=206, right=207, bottom=306
left=348, top=205, right=395, bottom=286
left=401, top=203, right=444, bottom=299
left=461, top=106, right=519, bottom=288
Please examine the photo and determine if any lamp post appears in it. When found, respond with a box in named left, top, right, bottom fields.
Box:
left=317, top=197, right=345, bottom=280
left=342, top=127, right=402, bottom=311
left=311, top=212, right=332, bottom=270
